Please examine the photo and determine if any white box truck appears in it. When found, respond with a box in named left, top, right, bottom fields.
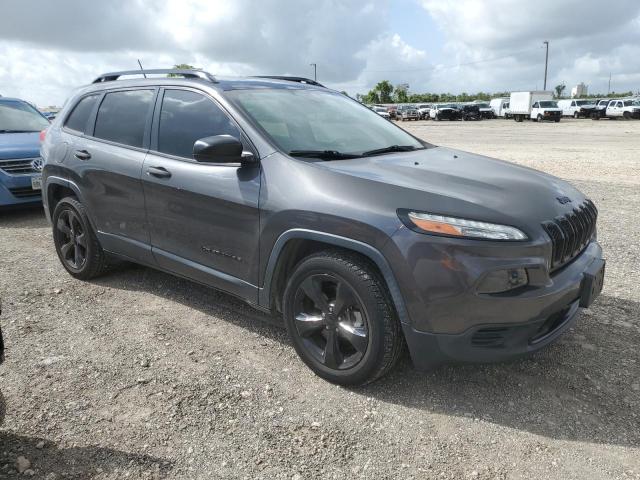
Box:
left=489, top=97, right=510, bottom=118
left=509, top=91, right=562, bottom=122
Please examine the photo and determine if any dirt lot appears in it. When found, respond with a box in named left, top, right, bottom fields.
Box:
left=1, top=118, right=639, bottom=479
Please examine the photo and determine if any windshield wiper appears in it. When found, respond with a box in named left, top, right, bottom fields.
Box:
left=361, top=145, right=421, bottom=157
left=288, top=149, right=363, bottom=160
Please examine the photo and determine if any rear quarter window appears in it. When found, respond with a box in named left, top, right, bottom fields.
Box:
left=64, top=95, right=99, bottom=134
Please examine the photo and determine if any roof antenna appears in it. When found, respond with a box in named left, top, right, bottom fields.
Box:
left=137, top=59, right=147, bottom=78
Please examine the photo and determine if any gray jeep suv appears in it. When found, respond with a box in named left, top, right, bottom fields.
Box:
left=41, top=69, right=605, bottom=385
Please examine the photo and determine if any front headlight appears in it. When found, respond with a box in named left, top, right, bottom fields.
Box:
left=401, top=211, right=528, bottom=241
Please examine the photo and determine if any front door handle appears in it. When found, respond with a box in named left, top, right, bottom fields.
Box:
left=74, top=149, right=91, bottom=160
left=146, top=166, right=172, bottom=179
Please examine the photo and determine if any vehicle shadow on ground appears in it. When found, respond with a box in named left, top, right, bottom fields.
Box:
left=0, top=206, right=46, bottom=230
left=94, top=265, right=640, bottom=448
left=0, top=390, right=173, bottom=478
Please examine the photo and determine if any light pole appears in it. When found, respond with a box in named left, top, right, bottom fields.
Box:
left=310, top=63, right=317, bottom=81
left=543, top=41, right=549, bottom=90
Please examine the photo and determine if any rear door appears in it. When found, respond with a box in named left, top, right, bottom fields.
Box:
left=142, top=88, right=261, bottom=300
left=65, top=88, right=156, bottom=263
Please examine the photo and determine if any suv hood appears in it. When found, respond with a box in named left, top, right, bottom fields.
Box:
left=0, top=132, right=41, bottom=160
left=316, top=147, right=584, bottom=233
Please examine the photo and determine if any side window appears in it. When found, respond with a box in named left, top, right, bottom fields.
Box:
left=157, top=89, right=240, bottom=159
left=617, top=101, right=623, bottom=107
left=93, top=90, right=154, bottom=148
left=571, top=101, right=576, bottom=107
left=532, top=102, right=539, bottom=108
left=64, top=95, right=99, bottom=134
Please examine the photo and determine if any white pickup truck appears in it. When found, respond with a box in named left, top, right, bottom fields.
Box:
left=605, top=99, right=640, bottom=119
left=509, top=91, right=562, bottom=122
left=557, top=99, right=596, bottom=118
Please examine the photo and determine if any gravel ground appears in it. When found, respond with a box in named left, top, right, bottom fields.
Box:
left=0, top=118, right=638, bottom=479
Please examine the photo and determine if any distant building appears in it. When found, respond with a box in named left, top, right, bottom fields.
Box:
left=571, top=83, right=588, bottom=98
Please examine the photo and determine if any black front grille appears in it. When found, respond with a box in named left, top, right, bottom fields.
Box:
left=0, top=158, right=38, bottom=175
left=8, top=186, right=41, bottom=198
left=542, top=199, right=597, bottom=270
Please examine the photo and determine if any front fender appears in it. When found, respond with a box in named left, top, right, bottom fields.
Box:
left=258, top=229, right=410, bottom=325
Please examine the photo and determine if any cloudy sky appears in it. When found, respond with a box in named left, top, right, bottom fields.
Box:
left=1, top=0, right=639, bottom=106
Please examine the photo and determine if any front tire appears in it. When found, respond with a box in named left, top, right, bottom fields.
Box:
left=52, top=197, right=109, bottom=280
left=283, top=251, right=403, bottom=386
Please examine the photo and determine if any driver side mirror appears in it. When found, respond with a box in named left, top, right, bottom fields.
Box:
left=193, top=135, right=255, bottom=165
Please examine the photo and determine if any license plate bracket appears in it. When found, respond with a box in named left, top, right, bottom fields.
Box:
left=31, top=175, right=42, bottom=190
left=580, top=258, right=605, bottom=308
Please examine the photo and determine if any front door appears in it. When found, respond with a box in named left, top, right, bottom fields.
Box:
left=142, top=88, right=261, bottom=301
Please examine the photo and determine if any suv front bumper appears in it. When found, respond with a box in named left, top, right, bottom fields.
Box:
left=384, top=230, right=604, bottom=369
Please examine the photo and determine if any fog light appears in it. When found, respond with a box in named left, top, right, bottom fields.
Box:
left=477, top=268, right=528, bottom=294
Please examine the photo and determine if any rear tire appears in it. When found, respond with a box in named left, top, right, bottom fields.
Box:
left=52, top=197, right=109, bottom=280
left=283, top=250, right=404, bottom=386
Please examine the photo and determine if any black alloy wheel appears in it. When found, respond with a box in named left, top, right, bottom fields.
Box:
left=283, top=251, right=404, bottom=385
left=55, top=208, right=87, bottom=271
left=292, top=273, right=369, bottom=370
left=52, top=197, right=110, bottom=280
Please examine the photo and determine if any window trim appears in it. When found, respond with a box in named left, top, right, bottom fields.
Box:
left=149, top=86, right=257, bottom=165
left=75, top=87, right=159, bottom=151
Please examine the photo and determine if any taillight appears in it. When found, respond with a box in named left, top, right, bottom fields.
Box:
left=39, top=129, right=47, bottom=142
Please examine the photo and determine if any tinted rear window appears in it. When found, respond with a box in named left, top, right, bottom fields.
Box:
left=158, top=89, right=240, bottom=158
left=65, top=95, right=99, bottom=133
left=94, top=90, right=154, bottom=147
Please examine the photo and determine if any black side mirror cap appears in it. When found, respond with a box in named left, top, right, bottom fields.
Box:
left=193, top=135, right=255, bottom=165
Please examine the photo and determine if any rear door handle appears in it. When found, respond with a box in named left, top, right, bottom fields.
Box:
left=74, top=149, right=91, bottom=160
left=146, top=166, right=172, bottom=179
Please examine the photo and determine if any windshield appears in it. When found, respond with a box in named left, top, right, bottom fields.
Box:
left=229, top=89, right=424, bottom=156
left=538, top=101, right=558, bottom=108
left=0, top=100, right=50, bottom=132
left=576, top=100, right=593, bottom=105
left=476, top=103, right=490, bottom=108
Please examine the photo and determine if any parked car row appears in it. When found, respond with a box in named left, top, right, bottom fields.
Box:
left=371, top=94, right=639, bottom=124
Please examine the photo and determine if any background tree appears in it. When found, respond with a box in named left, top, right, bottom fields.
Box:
left=362, top=90, right=380, bottom=104
left=554, top=83, right=566, bottom=98
left=373, top=80, right=394, bottom=103
left=168, top=64, right=198, bottom=77
left=394, top=84, right=409, bottom=103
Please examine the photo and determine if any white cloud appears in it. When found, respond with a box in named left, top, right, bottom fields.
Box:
left=421, top=0, right=640, bottom=94
left=1, top=0, right=423, bottom=105
left=2, top=0, right=640, bottom=106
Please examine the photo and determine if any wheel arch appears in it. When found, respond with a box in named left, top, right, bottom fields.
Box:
left=260, top=229, right=409, bottom=325
left=45, top=177, right=98, bottom=232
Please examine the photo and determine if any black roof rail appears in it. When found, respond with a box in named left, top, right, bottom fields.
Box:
left=92, top=69, right=217, bottom=84
left=252, top=76, right=325, bottom=87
